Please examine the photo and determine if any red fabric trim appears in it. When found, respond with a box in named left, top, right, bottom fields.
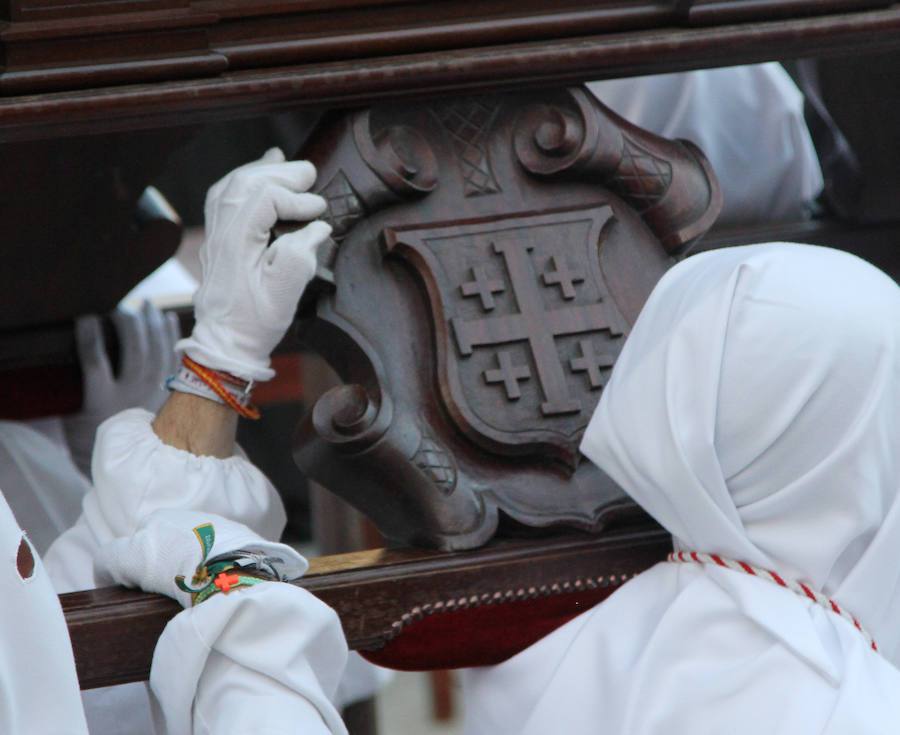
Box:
left=360, top=585, right=618, bottom=671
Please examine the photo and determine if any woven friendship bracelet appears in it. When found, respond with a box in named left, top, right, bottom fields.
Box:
left=668, top=550, right=877, bottom=652
left=181, top=355, right=260, bottom=420
left=167, top=366, right=226, bottom=406
left=192, top=570, right=267, bottom=605
left=174, top=523, right=283, bottom=606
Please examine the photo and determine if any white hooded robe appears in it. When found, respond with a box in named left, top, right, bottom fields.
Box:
left=465, top=243, right=900, bottom=734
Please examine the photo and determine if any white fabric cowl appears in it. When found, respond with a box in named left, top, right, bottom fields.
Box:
left=465, top=243, right=900, bottom=735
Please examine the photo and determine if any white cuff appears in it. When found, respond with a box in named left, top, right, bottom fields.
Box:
left=88, top=408, right=285, bottom=542
left=152, top=583, right=349, bottom=735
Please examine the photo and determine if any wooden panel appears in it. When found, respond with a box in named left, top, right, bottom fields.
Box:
left=208, top=2, right=677, bottom=71
left=0, top=5, right=224, bottom=94
left=816, top=50, right=900, bottom=224
left=6, top=0, right=189, bottom=22
left=688, top=0, right=889, bottom=24
left=3, top=6, right=900, bottom=143
left=63, top=525, right=670, bottom=689
left=0, top=131, right=188, bottom=331
left=290, top=87, right=719, bottom=550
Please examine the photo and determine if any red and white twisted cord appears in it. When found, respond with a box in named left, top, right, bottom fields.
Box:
left=668, top=550, right=877, bottom=653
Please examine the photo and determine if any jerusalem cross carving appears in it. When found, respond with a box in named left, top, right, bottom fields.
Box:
left=291, top=86, right=721, bottom=550
left=384, top=206, right=626, bottom=462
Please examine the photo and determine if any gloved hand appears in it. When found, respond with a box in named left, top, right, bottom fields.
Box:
left=100, top=509, right=308, bottom=608
left=176, top=148, right=333, bottom=382
left=63, top=301, right=180, bottom=477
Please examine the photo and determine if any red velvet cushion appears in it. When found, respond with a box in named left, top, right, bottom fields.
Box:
left=360, top=585, right=617, bottom=670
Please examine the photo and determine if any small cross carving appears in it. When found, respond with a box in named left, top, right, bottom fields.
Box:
left=542, top=255, right=585, bottom=300
left=454, top=231, right=621, bottom=417
left=570, top=339, right=616, bottom=389
left=460, top=265, right=505, bottom=311
left=214, top=571, right=241, bottom=593
left=484, top=351, right=531, bottom=400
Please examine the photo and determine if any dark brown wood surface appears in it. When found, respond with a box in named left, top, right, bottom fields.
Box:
left=289, top=87, right=719, bottom=550
left=3, top=0, right=888, bottom=96
left=64, top=525, right=670, bottom=689
left=703, top=219, right=900, bottom=279
left=1, top=4, right=900, bottom=142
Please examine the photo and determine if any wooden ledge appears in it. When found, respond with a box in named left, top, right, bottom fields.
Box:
left=3, top=6, right=900, bottom=142
left=63, top=524, right=670, bottom=689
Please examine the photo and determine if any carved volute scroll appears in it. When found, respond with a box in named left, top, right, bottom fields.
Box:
left=514, top=88, right=722, bottom=254
left=292, top=87, right=721, bottom=550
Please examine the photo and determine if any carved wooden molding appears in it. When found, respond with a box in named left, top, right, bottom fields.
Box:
left=64, top=525, right=670, bottom=689
left=2, top=5, right=900, bottom=142
left=291, top=87, right=718, bottom=550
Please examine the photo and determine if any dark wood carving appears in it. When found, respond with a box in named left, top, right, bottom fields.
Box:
left=513, top=88, right=720, bottom=253
left=65, top=526, right=671, bottom=689
left=291, top=87, right=721, bottom=550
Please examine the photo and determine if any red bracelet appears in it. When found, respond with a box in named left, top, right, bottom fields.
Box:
left=182, top=355, right=261, bottom=420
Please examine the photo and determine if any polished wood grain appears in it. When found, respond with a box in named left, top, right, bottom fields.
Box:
left=2, top=5, right=900, bottom=142
left=63, top=525, right=670, bottom=689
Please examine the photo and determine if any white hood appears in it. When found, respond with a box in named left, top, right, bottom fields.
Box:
left=581, top=242, right=900, bottom=663
left=465, top=243, right=900, bottom=735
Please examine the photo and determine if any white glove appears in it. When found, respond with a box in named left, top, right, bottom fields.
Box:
left=100, top=508, right=308, bottom=607
left=63, top=301, right=180, bottom=477
left=176, top=148, right=332, bottom=381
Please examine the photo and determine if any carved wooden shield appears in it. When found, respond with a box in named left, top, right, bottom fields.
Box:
left=292, top=88, right=721, bottom=550
left=384, top=206, right=626, bottom=467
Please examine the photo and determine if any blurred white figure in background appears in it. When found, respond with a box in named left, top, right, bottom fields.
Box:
left=0, top=300, right=184, bottom=734
left=63, top=301, right=183, bottom=478
left=0, top=299, right=182, bottom=556
left=588, top=63, right=824, bottom=226
left=0, top=150, right=374, bottom=735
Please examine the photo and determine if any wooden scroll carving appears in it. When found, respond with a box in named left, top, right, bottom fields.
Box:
left=292, top=87, right=721, bottom=550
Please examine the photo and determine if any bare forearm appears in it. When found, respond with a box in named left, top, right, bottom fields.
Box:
left=151, top=391, right=238, bottom=459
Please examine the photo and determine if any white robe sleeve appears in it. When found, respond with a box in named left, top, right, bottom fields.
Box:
left=150, top=583, right=349, bottom=735
left=0, top=419, right=89, bottom=557
left=0, top=490, right=90, bottom=735
left=44, top=408, right=286, bottom=592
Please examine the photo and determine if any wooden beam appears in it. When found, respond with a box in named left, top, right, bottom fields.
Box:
left=64, top=524, right=670, bottom=689
left=3, top=6, right=900, bottom=142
